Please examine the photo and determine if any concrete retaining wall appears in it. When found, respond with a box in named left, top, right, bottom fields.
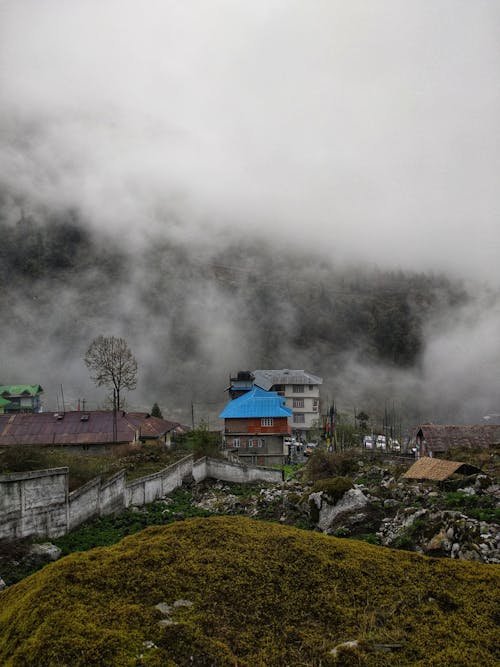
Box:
left=125, top=456, right=193, bottom=507
left=0, top=455, right=282, bottom=540
left=0, top=468, right=69, bottom=539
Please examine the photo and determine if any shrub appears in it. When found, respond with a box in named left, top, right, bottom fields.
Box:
left=306, top=450, right=359, bottom=481
left=312, top=477, right=354, bottom=503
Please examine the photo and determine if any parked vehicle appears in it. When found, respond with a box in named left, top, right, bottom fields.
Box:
left=363, top=435, right=373, bottom=449
left=376, top=435, right=387, bottom=450
left=389, top=439, right=401, bottom=452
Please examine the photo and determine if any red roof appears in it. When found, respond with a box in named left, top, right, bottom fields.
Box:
left=0, top=411, right=180, bottom=447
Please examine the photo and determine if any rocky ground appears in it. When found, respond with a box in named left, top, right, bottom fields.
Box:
left=186, top=457, right=500, bottom=564
left=1, top=453, right=499, bottom=589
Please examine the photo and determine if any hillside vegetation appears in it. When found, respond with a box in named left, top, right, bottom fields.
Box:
left=0, top=516, right=498, bottom=666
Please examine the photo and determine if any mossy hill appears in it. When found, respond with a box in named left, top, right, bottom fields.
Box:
left=1, top=517, right=498, bottom=666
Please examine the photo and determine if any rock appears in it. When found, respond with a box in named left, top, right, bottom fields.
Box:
left=314, top=488, right=370, bottom=532
left=383, top=499, right=400, bottom=509
left=154, top=602, right=173, bottom=615
left=0, top=577, right=6, bottom=591
left=29, top=543, right=61, bottom=561
left=331, top=640, right=359, bottom=657
left=173, top=599, right=193, bottom=608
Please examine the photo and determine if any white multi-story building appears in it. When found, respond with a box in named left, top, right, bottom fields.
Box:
left=252, top=369, right=322, bottom=439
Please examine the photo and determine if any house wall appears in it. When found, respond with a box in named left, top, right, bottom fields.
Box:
left=282, top=384, right=321, bottom=433
left=224, top=417, right=290, bottom=435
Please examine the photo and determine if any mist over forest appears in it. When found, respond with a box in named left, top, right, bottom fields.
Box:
left=1, top=1, right=500, bottom=430
left=2, top=202, right=498, bottom=429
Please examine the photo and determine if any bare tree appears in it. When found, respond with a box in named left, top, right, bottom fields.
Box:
left=84, top=335, right=137, bottom=411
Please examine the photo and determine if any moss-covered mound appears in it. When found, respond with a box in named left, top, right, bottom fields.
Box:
left=0, top=517, right=498, bottom=666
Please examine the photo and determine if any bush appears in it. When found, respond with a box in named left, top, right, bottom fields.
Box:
left=182, top=423, right=222, bottom=460
left=311, top=477, right=354, bottom=503
left=306, top=450, right=359, bottom=481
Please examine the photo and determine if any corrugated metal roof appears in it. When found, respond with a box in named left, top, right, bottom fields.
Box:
left=0, top=384, right=43, bottom=397
left=253, top=369, right=323, bottom=391
left=0, top=411, right=179, bottom=447
left=415, top=424, right=500, bottom=453
left=219, top=387, right=293, bottom=419
left=403, top=457, right=480, bottom=481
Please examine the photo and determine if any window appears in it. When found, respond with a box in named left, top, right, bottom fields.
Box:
left=293, top=398, right=304, bottom=408
left=232, top=438, right=240, bottom=448
left=257, top=439, right=264, bottom=448
left=248, top=439, right=254, bottom=448
left=292, top=385, right=304, bottom=393
left=313, top=399, right=319, bottom=412
left=261, top=418, right=274, bottom=427
left=293, top=413, right=305, bottom=423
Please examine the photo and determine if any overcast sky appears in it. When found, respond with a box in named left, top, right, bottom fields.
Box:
left=1, top=0, right=499, bottom=283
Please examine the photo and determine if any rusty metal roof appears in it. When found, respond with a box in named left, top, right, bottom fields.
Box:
left=0, top=411, right=179, bottom=447
left=403, top=457, right=480, bottom=481
left=414, top=423, right=500, bottom=453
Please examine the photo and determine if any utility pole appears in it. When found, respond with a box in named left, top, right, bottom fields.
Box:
left=113, top=389, right=117, bottom=443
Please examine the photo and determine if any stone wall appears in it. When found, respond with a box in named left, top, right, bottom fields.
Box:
left=0, top=456, right=282, bottom=540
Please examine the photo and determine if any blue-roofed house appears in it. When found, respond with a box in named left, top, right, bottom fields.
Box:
left=219, top=386, right=293, bottom=466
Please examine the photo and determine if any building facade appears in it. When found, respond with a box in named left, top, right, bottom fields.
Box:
left=252, top=370, right=322, bottom=439
left=219, top=387, right=292, bottom=466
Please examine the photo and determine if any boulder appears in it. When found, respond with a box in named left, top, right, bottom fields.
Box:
left=311, top=487, right=370, bottom=532
left=29, top=543, right=62, bottom=561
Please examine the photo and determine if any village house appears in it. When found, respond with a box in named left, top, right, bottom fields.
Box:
left=219, top=386, right=293, bottom=466
left=0, top=410, right=183, bottom=454
left=413, top=423, right=500, bottom=458
left=252, top=369, right=322, bottom=440
left=0, top=384, right=43, bottom=413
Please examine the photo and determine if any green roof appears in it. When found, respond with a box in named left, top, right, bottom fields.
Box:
left=0, top=384, right=43, bottom=397
left=0, top=397, right=11, bottom=407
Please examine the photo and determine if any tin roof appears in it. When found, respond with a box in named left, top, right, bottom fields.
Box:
left=0, top=384, right=43, bottom=397
left=415, top=424, right=500, bottom=453
left=219, top=387, right=293, bottom=419
left=0, top=411, right=179, bottom=447
left=403, top=457, right=480, bottom=481
left=253, top=369, right=322, bottom=391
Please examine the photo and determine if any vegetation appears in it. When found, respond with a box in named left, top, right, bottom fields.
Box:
left=84, top=335, right=138, bottom=411
left=179, top=423, right=222, bottom=460
left=0, top=443, right=191, bottom=491
left=311, top=476, right=354, bottom=502
left=0, top=517, right=498, bottom=666
left=306, top=449, right=361, bottom=482
left=150, top=402, right=163, bottom=418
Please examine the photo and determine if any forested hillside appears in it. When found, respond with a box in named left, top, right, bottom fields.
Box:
left=0, top=206, right=468, bottom=425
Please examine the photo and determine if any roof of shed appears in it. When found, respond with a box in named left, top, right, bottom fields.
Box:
left=219, top=387, right=293, bottom=419
left=415, top=423, right=500, bottom=452
left=403, top=457, right=480, bottom=481
left=253, top=369, right=322, bottom=391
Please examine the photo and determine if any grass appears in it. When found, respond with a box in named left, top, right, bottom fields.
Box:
left=0, top=516, right=498, bottom=666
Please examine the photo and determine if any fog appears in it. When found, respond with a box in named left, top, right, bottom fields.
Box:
left=1, top=1, right=499, bottom=427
